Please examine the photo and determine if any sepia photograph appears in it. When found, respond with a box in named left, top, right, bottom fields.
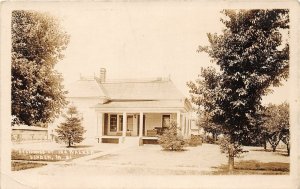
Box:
left=1, top=1, right=299, bottom=189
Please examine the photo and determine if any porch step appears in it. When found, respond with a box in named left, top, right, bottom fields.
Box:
left=121, top=137, right=140, bottom=146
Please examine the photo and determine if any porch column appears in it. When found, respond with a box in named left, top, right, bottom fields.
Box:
left=188, top=120, right=191, bottom=136
left=139, top=112, right=144, bottom=146
left=184, top=116, right=188, bottom=137
left=122, top=112, right=127, bottom=141
left=139, top=112, right=143, bottom=137
left=96, top=112, right=103, bottom=143
left=176, top=111, right=181, bottom=128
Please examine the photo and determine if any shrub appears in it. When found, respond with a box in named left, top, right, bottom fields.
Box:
left=202, top=134, right=216, bottom=144
left=218, top=135, right=248, bottom=170
left=55, top=105, right=86, bottom=147
left=158, top=121, right=185, bottom=151
left=218, top=136, right=246, bottom=157
left=188, top=134, right=203, bottom=147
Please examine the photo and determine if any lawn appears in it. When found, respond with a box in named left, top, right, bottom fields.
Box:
left=10, top=143, right=291, bottom=189
left=11, top=142, right=289, bottom=175
left=88, top=144, right=290, bottom=175
left=11, top=141, right=106, bottom=171
left=210, top=160, right=289, bottom=175
left=12, top=161, right=47, bottom=171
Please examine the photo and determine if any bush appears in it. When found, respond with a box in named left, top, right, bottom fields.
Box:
left=202, top=135, right=216, bottom=144
left=188, top=135, right=203, bottom=147
left=55, top=105, right=86, bottom=147
left=218, top=135, right=247, bottom=158
left=158, top=121, right=185, bottom=151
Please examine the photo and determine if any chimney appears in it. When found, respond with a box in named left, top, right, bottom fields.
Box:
left=99, top=68, right=106, bottom=83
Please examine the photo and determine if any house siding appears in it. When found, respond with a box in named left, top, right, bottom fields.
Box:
left=69, top=98, right=99, bottom=140
left=49, top=98, right=99, bottom=142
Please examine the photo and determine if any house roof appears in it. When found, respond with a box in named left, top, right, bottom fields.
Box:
left=67, top=79, right=107, bottom=98
left=67, top=77, right=185, bottom=101
left=101, top=79, right=185, bottom=100
left=12, top=125, right=48, bottom=131
left=66, top=76, right=191, bottom=111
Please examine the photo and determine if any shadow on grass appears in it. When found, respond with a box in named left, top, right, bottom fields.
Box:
left=210, top=160, right=289, bottom=175
left=12, top=161, right=47, bottom=171
left=250, top=148, right=289, bottom=157
left=161, top=148, right=188, bottom=152
left=91, top=154, right=118, bottom=161
left=66, top=145, right=94, bottom=148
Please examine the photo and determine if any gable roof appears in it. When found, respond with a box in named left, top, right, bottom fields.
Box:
left=67, top=77, right=185, bottom=101
left=101, top=79, right=185, bottom=100
left=67, top=79, right=107, bottom=98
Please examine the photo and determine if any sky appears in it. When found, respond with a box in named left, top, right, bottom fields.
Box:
left=51, top=2, right=289, bottom=105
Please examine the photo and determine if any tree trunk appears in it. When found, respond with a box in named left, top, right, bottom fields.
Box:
left=267, top=138, right=278, bottom=152
left=272, top=145, right=276, bottom=152
left=68, top=140, right=71, bottom=147
left=263, top=138, right=267, bottom=150
left=228, top=155, right=234, bottom=173
left=287, top=144, right=290, bottom=156
left=213, top=133, right=217, bottom=142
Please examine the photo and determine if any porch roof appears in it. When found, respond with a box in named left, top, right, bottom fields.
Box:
left=93, top=100, right=184, bottom=109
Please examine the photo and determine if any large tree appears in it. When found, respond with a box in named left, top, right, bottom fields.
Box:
left=12, top=10, right=70, bottom=126
left=188, top=9, right=289, bottom=171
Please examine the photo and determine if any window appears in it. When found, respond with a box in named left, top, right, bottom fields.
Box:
left=110, top=114, right=117, bottom=132
left=162, top=115, right=171, bottom=128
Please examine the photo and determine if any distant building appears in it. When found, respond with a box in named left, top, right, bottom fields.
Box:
left=51, top=68, right=197, bottom=145
left=11, top=125, right=48, bottom=142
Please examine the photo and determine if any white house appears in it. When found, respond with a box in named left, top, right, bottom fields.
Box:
left=52, top=68, right=195, bottom=145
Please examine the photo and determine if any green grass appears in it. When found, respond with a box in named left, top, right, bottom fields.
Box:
left=210, top=160, right=289, bottom=175
left=12, top=161, right=47, bottom=171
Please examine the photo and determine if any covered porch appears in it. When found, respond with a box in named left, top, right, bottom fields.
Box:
left=93, top=99, right=193, bottom=145
left=95, top=111, right=191, bottom=145
left=102, top=112, right=177, bottom=137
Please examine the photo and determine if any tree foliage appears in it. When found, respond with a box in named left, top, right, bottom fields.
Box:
left=187, top=67, right=223, bottom=142
left=219, top=135, right=247, bottom=171
left=188, top=9, right=289, bottom=170
left=197, top=110, right=222, bottom=142
left=55, top=105, right=86, bottom=147
left=12, top=10, right=70, bottom=126
left=262, top=102, right=289, bottom=154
